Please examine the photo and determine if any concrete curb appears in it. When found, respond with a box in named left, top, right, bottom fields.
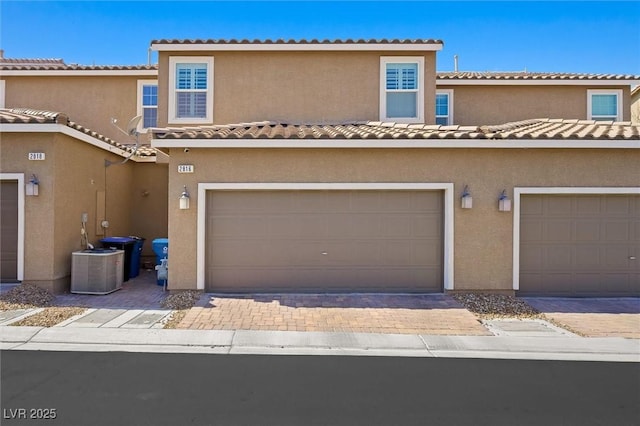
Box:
left=1, top=327, right=638, bottom=362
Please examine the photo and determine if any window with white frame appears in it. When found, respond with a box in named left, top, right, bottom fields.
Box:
left=168, top=56, right=214, bottom=124
left=588, top=89, right=622, bottom=121
left=380, top=57, right=424, bottom=123
left=137, top=80, right=158, bottom=130
left=435, top=89, right=453, bottom=125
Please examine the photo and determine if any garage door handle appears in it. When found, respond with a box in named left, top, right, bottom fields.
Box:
left=630, top=256, right=637, bottom=260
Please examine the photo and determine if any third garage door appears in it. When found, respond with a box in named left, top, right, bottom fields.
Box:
left=205, top=190, right=443, bottom=293
left=519, top=194, right=639, bottom=296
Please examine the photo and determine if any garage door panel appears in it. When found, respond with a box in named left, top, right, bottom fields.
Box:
left=604, top=221, right=630, bottom=241
left=576, top=197, right=602, bottom=216
left=521, top=246, right=543, bottom=269
left=546, top=246, right=573, bottom=269
left=521, top=220, right=543, bottom=242
left=411, top=191, right=441, bottom=212
left=575, top=220, right=600, bottom=241
left=544, top=220, right=572, bottom=241
left=574, top=273, right=603, bottom=293
left=381, top=215, right=412, bottom=238
left=210, top=216, right=266, bottom=238
left=519, top=194, right=639, bottom=296
left=575, top=246, right=599, bottom=267
left=547, top=197, right=572, bottom=215
left=605, top=196, right=630, bottom=215
left=604, top=247, right=630, bottom=268
left=521, top=195, right=543, bottom=215
left=206, top=190, right=443, bottom=292
left=412, top=243, right=441, bottom=265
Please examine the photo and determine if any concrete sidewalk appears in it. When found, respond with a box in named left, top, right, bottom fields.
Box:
left=1, top=326, right=638, bottom=362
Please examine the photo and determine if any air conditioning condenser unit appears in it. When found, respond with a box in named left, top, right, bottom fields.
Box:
left=71, top=249, right=124, bottom=294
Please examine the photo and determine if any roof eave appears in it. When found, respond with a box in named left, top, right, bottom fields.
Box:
left=151, top=138, right=640, bottom=149
left=436, top=79, right=640, bottom=86
left=151, top=43, right=443, bottom=52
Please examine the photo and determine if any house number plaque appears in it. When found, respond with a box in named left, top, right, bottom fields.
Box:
left=28, top=152, right=46, bottom=161
left=178, top=164, right=194, bottom=173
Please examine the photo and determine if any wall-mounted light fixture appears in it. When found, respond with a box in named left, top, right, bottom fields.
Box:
left=179, top=185, right=190, bottom=210
left=461, top=185, right=473, bottom=209
left=498, top=189, right=511, bottom=212
left=26, top=174, right=39, bottom=196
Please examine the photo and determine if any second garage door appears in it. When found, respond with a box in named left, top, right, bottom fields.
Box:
left=519, top=194, right=639, bottom=296
left=205, top=190, right=443, bottom=293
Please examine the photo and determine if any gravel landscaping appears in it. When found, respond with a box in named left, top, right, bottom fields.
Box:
left=1, top=284, right=87, bottom=327
left=10, top=307, right=86, bottom=327
left=452, top=293, right=541, bottom=319
left=452, top=292, right=584, bottom=336
left=0, top=283, right=55, bottom=310
left=160, top=290, right=201, bottom=329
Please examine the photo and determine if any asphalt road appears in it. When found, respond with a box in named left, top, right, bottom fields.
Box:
left=1, top=351, right=638, bottom=426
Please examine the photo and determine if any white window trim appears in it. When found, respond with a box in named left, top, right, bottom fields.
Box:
left=0, top=173, right=25, bottom=281
left=0, top=80, right=5, bottom=108
left=168, top=56, right=214, bottom=124
left=512, top=187, right=640, bottom=291
left=136, top=79, right=158, bottom=132
left=196, top=182, right=454, bottom=291
left=587, top=89, right=623, bottom=121
left=436, top=89, right=454, bottom=125
left=379, top=56, right=425, bottom=123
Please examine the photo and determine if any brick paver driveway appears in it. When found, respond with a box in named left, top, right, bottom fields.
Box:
left=524, top=298, right=640, bottom=339
left=177, top=294, right=490, bottom=335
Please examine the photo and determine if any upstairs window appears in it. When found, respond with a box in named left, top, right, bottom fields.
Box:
left=380, top=57, right=424, bottom=123
left=588, top=89, right=622, bottom=121
left=169, top=57, right=214, bottom=124
left=435, top=89, right=453, bottom=125
left=137, top=80, right=158, bottom=130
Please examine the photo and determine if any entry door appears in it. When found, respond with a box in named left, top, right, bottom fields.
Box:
left=1, top=181, right=19, bottom=281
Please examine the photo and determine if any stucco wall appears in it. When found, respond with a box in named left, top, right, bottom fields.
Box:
left=52, top=134, right=135, bottom=285
left=157, top=51, right=437, bottom=126
left=165, top=147, right=640, bottom=292
left=130, top=162, right=169, bottom=258
left=439, top=85, right=632, bottom=125
left=2, top=75, right=150, bottom=141
left=0, top=133, right=56, bottom=283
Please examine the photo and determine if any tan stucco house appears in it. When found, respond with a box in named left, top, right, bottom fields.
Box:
left=1, top=39, right=639, bottom=296
left=0, top=109, right=168, bottom=292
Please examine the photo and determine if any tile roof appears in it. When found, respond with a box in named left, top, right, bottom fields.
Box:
left=0, top=108, right=157, bottom=158
left=436, top=71, right=640, bottom=81
left=0, top=58, right=66, bottom=68
left=151, top=119, right=640, bottom=141
left=151, top=38, right=443, bottom=45
left=0, top=63, right=157, bottom=71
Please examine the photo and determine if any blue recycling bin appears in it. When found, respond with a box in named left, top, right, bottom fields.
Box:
left=100, top=237, right=137, bottom=282
left=152, top=238, right=169, bottom=286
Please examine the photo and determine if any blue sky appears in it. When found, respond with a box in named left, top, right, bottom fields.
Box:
left=1, top=1, right=638, bottom=74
